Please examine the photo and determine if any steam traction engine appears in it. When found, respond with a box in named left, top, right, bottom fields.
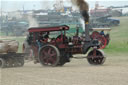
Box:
left=25, top=25, right=106, bottom=66
left=90, top=28, right=111, bottom=49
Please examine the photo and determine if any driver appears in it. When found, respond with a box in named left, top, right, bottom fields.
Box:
left=36, top=32, right=44, bottom=48
left=44, top=32, right=49, bottom=39
left=100, top=30, right=105, bottom=36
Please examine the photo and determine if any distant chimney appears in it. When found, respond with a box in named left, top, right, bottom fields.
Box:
left=95, top=1, right=99, bottom=9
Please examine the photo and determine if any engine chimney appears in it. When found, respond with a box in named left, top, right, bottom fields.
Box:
left=85, top=23, right=90, bottom=41
left=81, top=10, right=90, bottom=41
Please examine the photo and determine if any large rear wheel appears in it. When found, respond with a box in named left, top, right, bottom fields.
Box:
left=39, top=45, right=60, bottom=67
left=87, top=49, right=105, bottom=65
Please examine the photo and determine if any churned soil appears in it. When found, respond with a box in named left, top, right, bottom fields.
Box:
left=0, top=55, right=128, bottom=85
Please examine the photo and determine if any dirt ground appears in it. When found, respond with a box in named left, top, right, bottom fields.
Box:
left=0, top=55, right=128, bottom=85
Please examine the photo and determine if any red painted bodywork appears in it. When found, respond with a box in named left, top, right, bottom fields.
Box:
left=28, top=25, right=69, bottom=33
left=28, top=25, right=83, bottom=60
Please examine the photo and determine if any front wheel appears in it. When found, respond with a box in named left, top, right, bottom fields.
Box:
left=38, top=45, right=60, bottom=67
left=87, top=49, right=106, bottom=65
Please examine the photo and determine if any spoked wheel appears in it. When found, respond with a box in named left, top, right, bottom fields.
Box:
left=91, top=31, right=107, bottom=49
left=39, top=45, right=60, bottom=67
left=97, top=35, right=107, bottom=49
left=87, top=49, right=106, bottom=65
left=91, top=31, right=100, bottom=38
left=0, top=58, right=6, bottom=68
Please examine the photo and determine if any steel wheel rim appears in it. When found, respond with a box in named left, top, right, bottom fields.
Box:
left=87, top=50, right=105, bottom=65
left=39, top=46, right=58, bottom=66
left=88, top=57, right=105, bottom=65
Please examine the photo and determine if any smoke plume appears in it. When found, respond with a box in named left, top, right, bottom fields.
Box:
left=80, top=18, right=85, bottom=30
left=28, top=15, right=39, bottom=28
left=71, top=0, right=89, bottom=23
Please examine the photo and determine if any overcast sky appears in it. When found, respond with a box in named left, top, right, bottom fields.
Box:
left=1, top=0, right=128, bottom=11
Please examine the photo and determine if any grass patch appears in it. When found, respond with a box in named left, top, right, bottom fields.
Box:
left=103, top=16, right=128, bottom=55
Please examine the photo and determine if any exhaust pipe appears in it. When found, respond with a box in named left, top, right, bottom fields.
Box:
left=85, top=23, right=90, bottom=41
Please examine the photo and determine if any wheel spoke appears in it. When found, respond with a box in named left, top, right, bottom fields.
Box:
left=93, top=50, right=96, bottom=56
left=39, top=45, right=60, bottom=66
left=48, top=48, right=52, bottom=54
left=49, top=57, right=55, bottom=64
left=42, top=50, right=47, bottom=56
left=43, top=56, right=48, bottom=60
left=87, top=50, right=105, bottom=65
left=50, top=53, right=56, bottom=57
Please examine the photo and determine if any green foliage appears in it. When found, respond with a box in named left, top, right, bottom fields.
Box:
left=103, top=17, right=128, bottom=55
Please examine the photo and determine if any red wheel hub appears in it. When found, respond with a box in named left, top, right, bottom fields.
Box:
left=39, top=45, right=60, bottom=66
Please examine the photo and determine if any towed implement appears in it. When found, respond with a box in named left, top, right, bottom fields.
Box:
left=23, top=25, right=106, bottom=67
left=0, top=40, right=25, bottom=68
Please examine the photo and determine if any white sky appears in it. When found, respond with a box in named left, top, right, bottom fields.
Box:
left=1, top=0, right=128, bottom=1
left=0, top=0, right=128, bottom=1
left=1, top=0, right=128, bottom=11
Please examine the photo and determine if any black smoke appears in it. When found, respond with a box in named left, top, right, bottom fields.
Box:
left=71, top=0, right=89, bottom=23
